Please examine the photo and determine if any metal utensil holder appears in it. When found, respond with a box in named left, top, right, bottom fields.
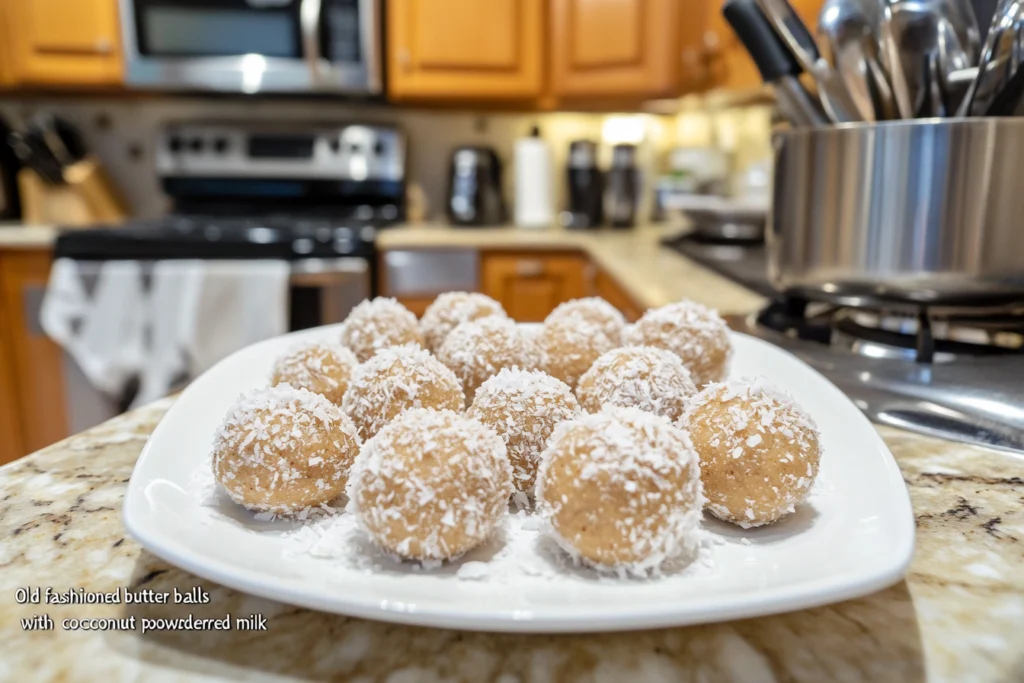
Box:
left=769, top=117, right=1024, bottom=309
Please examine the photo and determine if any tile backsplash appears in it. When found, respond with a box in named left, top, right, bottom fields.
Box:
left=0, top=98, right=773, bottom=222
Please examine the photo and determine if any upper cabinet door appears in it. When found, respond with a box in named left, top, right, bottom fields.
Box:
left=549, top=0, right=681, bottom=99
left=387, top=0, right=544, bottom=101
left=7, top=0, right=123, bottom=86
left=679, top=1, right=712, bottom=93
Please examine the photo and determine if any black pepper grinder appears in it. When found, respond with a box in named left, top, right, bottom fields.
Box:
left=605, top=143, right=638, bottom=228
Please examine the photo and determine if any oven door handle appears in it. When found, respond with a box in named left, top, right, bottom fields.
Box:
left=300, top=0, right=325, bottom=84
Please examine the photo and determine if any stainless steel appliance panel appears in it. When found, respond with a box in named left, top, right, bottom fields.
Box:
left=384, top=250, right=479, bottom=295
left=120, top=0, right=381, bottom=93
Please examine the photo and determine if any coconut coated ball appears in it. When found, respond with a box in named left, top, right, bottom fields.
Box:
left=545, top=297, right=627, bottom=345
left=682, top=377, right=822, bottom=528
left=626, top=299, right=732, bottom=387
left=270, top=341, right=358, bottom=405
left=420, top=291, right=508, bottom=352
left=347, top=408, right=513, bottom=562
left=467, top=367, right=581, bottom=498
left=212, top=384, right=361, bottom=514
left=437, top=316, right=536, bottom=402
left=577, top=345, right=698, bottom=421
left=538, top=316, right=618, bottom=390
left=342, top=344, right=465, bottom=440
left=535, top=407, right=704, bottom=575
left=340, top=297, right=424, bottom=362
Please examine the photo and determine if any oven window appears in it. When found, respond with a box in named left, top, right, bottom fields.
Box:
left=140, top=7, right=299, bottom=58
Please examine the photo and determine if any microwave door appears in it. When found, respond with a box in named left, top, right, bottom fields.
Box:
left=120, top=0, right=381, bottom=93
left=309, top=0, right=382, bottom=93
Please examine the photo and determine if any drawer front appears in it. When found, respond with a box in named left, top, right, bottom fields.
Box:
left=481, top=251, right=588, bottom=322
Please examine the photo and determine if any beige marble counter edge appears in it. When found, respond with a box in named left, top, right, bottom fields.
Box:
left=0, top=223, right=592, bottom=251
left=0, top=222, right=768, bottom=312
left=377, top=224, right=768, bottom=312
left=0, top=224, right=59, bottom=249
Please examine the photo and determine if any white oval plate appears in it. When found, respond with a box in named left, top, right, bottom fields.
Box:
left=123, top=324, right=914, bottom=633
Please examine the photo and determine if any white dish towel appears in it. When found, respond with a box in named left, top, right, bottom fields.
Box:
left=41, top=259, right=290, bottom=409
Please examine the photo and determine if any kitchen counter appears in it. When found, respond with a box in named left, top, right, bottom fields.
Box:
left=2, top=220, right=1022, bottom=681
left=0, top=224, right=58, bottom=250
left=1, top=400, right=1023, bottom=682
left=0, top=221, right=768, bottom=314
left=378, top=223, right=767, bottom=313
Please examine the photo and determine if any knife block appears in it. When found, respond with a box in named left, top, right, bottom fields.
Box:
left=18, top=157, right=128, bottom=226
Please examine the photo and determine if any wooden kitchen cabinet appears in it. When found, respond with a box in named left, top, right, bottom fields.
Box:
left=0, top=293, right=25, bottom=465
left=481, top=251, right=590, bottom=322
left=702, top=0, right=761, bottom=91
left=0, top=249, right=68, bottom=460
left=3, top=0, right=123, bottom=87
left=593, top=268, right=644, bottom=321
left=679, top=1, right=713, bottom=93
left=549, top=0, right=682, bottom=100
left=387, top=0, right=544, bottom=101
left=0, top=1, right=18, bottom=87
left=702, top=0, right=825, bottom=91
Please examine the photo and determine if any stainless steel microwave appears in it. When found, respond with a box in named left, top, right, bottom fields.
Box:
left=120, top=0, right=381, bottom=94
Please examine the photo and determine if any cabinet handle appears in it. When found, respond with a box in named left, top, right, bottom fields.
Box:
left=515, top=259, right=544, bottom=277
left=95, top=38, right=112, bottom=55
left=702, top=30, right=721, bottom=55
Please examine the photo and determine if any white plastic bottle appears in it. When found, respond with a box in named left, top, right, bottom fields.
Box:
left=513, top=125, right=554, bottom=228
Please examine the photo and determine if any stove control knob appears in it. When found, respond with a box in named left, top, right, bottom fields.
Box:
left=213, top=137, right=229, bottom=154
left=189, top=138, right=205, bottom=153
left=168, top=135, right=184, bottom=153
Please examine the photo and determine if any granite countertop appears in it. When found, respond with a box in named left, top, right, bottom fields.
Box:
left=2, top=222, right=1022, bottom=681
left=1, top=400, right=1022, bottom=682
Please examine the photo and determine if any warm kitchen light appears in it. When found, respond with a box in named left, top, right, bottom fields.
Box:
left=601, top=115, right=648, bottom=145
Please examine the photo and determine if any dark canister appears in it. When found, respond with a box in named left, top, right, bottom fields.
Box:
left=565, top=139, right=603, bottom=229
left=605, top=143, right=638, bottom=228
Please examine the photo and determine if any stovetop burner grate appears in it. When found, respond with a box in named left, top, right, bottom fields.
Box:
left=755, top=296, right=1024, bottom=364
left=730, top=296, right=1024, bottom=455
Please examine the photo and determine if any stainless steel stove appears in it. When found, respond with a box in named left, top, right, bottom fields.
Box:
left=728, top=298, right=1024, bottom=455
left=663, top=233, right=1024, bottom=455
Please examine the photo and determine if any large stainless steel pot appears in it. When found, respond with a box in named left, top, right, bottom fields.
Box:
left=769, top=118, right=1024, bottom=308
